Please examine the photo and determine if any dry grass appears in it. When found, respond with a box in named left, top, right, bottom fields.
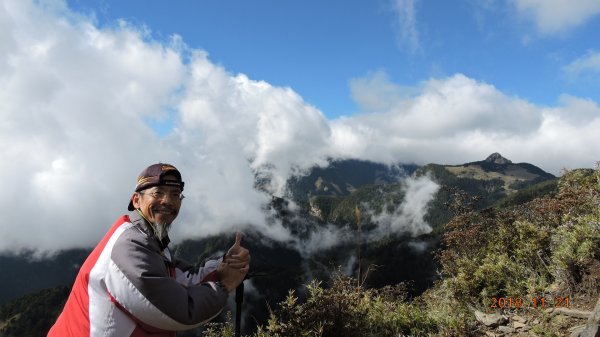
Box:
left=445, top=164, right=546, bottom=192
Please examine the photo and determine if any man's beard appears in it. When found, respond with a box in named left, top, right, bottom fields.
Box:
left=151, top=222, right=171, bottom=241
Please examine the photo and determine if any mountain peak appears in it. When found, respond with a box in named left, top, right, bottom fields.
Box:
left=485, top=153, right=512, bottom=165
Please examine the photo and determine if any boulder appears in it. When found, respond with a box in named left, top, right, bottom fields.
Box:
left=498, top=325, right=515, bottom=333
left=512, top=315, right=527, bottom=324
left=573, top=297, right=600, bottom=337
left=513, top=321, right=529, bottom=330
left=474, top=310, right=508, bottom=327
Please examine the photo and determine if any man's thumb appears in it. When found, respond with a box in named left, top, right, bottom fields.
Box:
left=234, top=232, right=242, bottom=247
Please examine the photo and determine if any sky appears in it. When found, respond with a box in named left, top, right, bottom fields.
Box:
left=1, top=0, right=600, bottom=253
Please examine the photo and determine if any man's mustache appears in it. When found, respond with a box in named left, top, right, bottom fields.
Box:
left=152, top=207, right=177, bottom=214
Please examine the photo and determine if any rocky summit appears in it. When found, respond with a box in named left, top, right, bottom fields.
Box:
left=485, top=152, right=512, bottom=165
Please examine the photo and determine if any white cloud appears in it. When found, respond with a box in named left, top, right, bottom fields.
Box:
left=349, top=70, right=416, bottom=112
left=0, top=0, right=187, bottom=252
left=172, top=52, right=332, bottom=241
left=370, top=175, right=440, bottom=237
left=512, top=0, right=600, bottom=35
left=345, top=72, right=600, bottom=172
left=332, top=73, right=546, bottom=165
left=337, top=71, right=600, bottom=173
left=564, top=50, right=600, bottom=77
left=297, top=224, right=353, bottom=257
left=2, top=0, right=600, bottom=253
left=391, top=0, right=421, bottom=53
left=289, top=175, right=440, bottom=256
left=0, top=0, right=331, bottom=253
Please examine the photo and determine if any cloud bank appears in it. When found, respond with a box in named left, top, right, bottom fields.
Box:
left=1, top=0, right=599, bottom=252
left=290, top=174, right=440, bottom=257
left=564, top=50, right=600, bottom=78
left=512, top=0, right=600, bottom=34
left=370, top=175, right=440, bottom=237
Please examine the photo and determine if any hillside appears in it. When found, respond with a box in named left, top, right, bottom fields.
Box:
left=416, top=153, right=555, bottom=208
left=0, top=249, right=89, bottom=304
left=0, top=286, right=69, bottom=336
left=202, top=167, right=600, bottom=337
left=287, top=159, right=419, bottom=202
left=307, top=153, right=556, bottom=233
left=450, top=153, right=553, bottom=189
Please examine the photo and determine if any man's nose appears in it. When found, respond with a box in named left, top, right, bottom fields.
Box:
left=159, top=195, right=176, bottom=204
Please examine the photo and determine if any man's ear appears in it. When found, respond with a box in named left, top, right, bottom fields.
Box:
left=131, top=192, right=141, bottom=209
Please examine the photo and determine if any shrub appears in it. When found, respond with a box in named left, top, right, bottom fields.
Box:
left=205, top=167, right=600, bottom=337
left=434, top=166, right=599, bottom=333
left=254, top=274, right=437, bottom=337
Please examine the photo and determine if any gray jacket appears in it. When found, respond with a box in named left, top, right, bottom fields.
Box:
left=48, top=211, right=228, bottom=337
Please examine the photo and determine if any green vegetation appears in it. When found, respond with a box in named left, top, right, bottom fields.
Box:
left=204, top=275, right=437, bottom=337
left=204, top=167, right=599, bottom=336
left=426, top=167, right=599, bottom=335
left=310, top=183, right=407, bottom=226
left=494, top=178, right=559, bottom=208
left=287, top=159, right=418, bottom=202
left=0, top=286, right=69, bottom=337
left=0, top=249, right=88, bottom=305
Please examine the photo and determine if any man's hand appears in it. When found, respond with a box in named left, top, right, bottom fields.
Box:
left=226, top=232, right=250, bottom=271
left=218, top=233, right=250, bottom=292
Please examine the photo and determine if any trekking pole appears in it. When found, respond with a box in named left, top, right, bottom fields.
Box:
left=235, top=281, right=244, bottom=337
left=233, top=270, right=278, bottom=337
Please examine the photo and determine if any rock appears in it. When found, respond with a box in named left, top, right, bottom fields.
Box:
left=475, top=310, right=508, bottom=327
left=513, top=321, right=529, bottom=330
left=485, top=152, right=512, bottom=164
left=570, top=324, right=587, bottom=337
left=579, top=296, right=600, bottom=337
left=485, top=332, right=500, bottom=337
left=552, top=308, right=592, bottom=319
left=512, top=315, right=527, bottom=324
left=571, top=326, right=586, bottom=337
left=571, top=325, right=588, bottom=332
left=516, top=333, right=537, bottom=337
left=498, top=325, right=515, bottom=333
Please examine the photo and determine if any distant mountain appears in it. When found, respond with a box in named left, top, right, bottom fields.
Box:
left=425, top=152, right=555, bottom=193
left=0, top=249, right=89, bottom=304
left=416, top=152, right=556, bottom=210
left=287, top=159, right=419, bottom=202
left=307, top=153, right=556, bottom=229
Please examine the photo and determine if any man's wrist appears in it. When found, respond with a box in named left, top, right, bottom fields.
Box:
left=216, top=281, right=232, bottom=293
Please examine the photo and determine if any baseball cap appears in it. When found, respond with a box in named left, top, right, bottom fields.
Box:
left=127, top=163, right=185, bottom=211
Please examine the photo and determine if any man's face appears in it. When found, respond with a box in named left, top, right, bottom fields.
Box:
left=131, top=176, right=183, bottom=226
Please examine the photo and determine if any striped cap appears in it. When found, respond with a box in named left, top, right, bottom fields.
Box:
left=127, top=163, right=185, bottom=211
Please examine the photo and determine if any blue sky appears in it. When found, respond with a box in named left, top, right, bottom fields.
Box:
left=67, top=0, right=600, bottom=118
left=2, top=0, right=600, bottom=251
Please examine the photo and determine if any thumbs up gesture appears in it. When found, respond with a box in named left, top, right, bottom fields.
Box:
left=218, top=233, right=250, bottom=292
left=226, top=232, right=250, bottom=270
left=227, top=232, right=244, bottom=258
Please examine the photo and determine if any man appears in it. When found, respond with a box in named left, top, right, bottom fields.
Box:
left=48, top=163, right=250, bottom=336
